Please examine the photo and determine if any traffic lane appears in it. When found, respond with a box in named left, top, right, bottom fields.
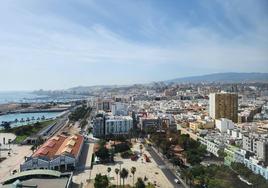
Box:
left=148, top=147, right=184, bottom=188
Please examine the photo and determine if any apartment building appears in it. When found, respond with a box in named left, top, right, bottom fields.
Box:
left=209, top=92, right=238, bottom=122
left=105, top=116, right=133, bottom=135
left=93, top=114, right=133, bottom=137
left=215, top=118, right=235, bottom=133
left=242, top=133, right=268, bottom=165
left=111, top=102, right=129, bottom=116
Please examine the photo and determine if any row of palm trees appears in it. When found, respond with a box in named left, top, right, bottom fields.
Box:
left=107, top=166, right=137, bottom=187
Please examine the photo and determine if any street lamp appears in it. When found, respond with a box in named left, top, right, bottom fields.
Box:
left=118, top=161, right=123, bottom=187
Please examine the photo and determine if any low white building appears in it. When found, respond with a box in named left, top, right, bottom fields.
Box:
left=199, top=137, right=220, bottom=157
left=244, top=156, right=268, bottom=180
left=215, top=118, right=235, bottom=133
left=227, top=129, right=243, bottom=139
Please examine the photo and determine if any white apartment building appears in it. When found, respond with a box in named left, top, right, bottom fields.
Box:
left=105, top=116, right=133, bottom=135
left=227, top=129, right=243, bottom=139
left=215, top=118, right=235, bottom=133
left=199, top=137, right=220, bottom=157
left=111, top=102, right=129, bottom=116
left=242, top=133, right=268, bottom=164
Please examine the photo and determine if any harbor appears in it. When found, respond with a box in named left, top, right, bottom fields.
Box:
left=0, top=111, right=63, bottom=128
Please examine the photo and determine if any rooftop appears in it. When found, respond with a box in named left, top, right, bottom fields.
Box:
left=32, top=134, right=83, bottom=159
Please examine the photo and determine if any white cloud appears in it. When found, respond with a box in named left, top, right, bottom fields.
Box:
left=0, top=0, right=267, bottom=90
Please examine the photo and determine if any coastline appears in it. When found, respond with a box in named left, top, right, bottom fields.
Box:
left=0, top=108, right=67, bottom=116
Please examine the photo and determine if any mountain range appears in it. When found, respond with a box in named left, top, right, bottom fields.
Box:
left=166, top=72, right=268, bottom=84
left=40, top=72, right=268, bottom=93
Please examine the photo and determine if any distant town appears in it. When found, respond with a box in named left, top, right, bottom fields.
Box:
left=1, top=76, right=268, bottom=188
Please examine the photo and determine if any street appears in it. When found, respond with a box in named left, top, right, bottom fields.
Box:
left=147, top=146, right=185, bottom=188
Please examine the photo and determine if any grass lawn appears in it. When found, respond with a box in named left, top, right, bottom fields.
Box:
left=14, top=135, right=28, bottom=143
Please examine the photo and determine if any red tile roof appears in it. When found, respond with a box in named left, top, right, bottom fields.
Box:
left=33, top=134, right=84, bottom=159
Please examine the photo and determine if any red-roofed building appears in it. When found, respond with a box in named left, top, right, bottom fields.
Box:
left=20, top=134, right=84, bottom=172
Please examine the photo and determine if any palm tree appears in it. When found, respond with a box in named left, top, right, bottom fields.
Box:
left=120, top=168, right=129, bottom=188
left=30, top=145, right=36, bottom=153
left=139, top=144, right=143, bottom=154
left=107, top=167, right=111, bottom=180
left=115, top=168, right=120, bottom=188
left=186, top=170, right=193, bottom=188
left=131, top=166, right=136, bottom=186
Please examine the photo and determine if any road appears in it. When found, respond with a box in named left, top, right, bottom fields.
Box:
left=47, top=112, right=69, bottom=137
left=147, top=146, right=185, bottom=188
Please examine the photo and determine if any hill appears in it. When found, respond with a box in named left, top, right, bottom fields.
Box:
left=166, top=72, right=268, bottom=83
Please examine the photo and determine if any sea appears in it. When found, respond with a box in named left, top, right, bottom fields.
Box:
left=0, top=112, right=61, bottom=128
left=0, top=91, right=46, bottom=104
left=0, top=91, right=61, bottom=128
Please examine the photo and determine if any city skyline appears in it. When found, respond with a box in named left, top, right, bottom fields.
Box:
left=0, top=0, right=268, bottom=90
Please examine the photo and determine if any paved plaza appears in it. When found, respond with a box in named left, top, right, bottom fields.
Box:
left=90, top=142, right=173, bottom=188
left=0, top=133, right=16, bottom=147
left=0, top=144, right=32, bottom=181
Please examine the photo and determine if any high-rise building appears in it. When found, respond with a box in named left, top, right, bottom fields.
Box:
left=209, top=92, right=238, bottom=122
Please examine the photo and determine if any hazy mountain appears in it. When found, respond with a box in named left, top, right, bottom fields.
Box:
left=166, top=72, right=268, bottom=83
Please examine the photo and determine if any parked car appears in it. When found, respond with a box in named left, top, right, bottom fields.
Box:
left=174, top=179, right=180, bottom=184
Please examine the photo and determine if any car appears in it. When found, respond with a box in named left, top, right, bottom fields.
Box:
left=174, top=179, right=180, bottom=184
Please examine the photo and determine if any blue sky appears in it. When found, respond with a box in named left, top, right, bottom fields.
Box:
left=0, top=0, right=267, bottom=90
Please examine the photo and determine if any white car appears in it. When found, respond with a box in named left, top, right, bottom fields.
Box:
left=174, top=179, right=180, bottom=184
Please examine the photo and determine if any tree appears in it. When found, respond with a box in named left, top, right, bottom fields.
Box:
left=94, top=173, right=109, bottom=188
left=184, top=144, right=206, bottom=165
left=139, top=144, right=143, bottom=154
left=98, top=139, right=106, bottom=148
left=182, top=168, right=193, bottom=186
left=107, top=167, right=111, bottom=179
left=96, top=146, right=110, bottom=162
left=217, top=149, right=227, bottom=164
left=115, top=168, right=120, bottom=188
left=114, top=143, right=130, bottom=153
left=131, top=166, right=136, bottom=186
left=120, top=168, right=129, bottom=188
left=1, top=122, right=11, bottom=130
left=30, top=145, right=36, bottom=153
left=135, top=177, right=145, bottom=188
left=171, top=157, right=183, bottom=168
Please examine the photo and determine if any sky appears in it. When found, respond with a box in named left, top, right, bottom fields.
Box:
left=0, top=0, right=268, bottom=91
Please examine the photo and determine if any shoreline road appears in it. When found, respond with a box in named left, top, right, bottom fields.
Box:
left=147, top=146, right=185, bottom=188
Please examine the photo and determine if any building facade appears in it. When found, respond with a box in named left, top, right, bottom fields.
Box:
left=105, top=116, right=133, bottom=135
left=215, top=118, right=235, bottom=133
left=93, top=114, right=133, bottom=137
left=209, top=93, right=238, bottom=122
left=20, top=134, right=84, bottom=172
left=242, top=133, right=268, bottom=165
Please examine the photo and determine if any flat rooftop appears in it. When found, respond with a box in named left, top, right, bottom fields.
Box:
left=2, top=177, right=69, bottom=188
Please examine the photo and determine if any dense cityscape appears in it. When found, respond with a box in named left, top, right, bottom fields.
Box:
left=0, top=79, right=268, bottom=188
